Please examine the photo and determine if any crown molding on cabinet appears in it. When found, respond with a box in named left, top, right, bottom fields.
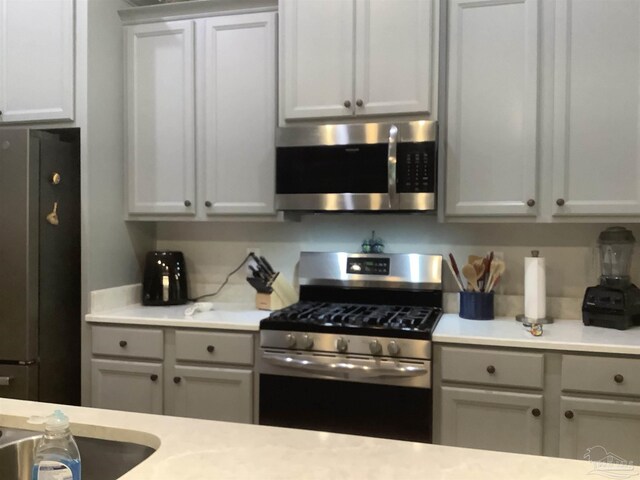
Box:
left=119, top=0, right=277, bottom=24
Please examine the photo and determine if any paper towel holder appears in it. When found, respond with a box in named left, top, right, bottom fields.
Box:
left=516, top=249, right=554, bottom=325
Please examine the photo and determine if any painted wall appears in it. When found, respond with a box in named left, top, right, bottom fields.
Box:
left=156, top=216, right=640, bottom=303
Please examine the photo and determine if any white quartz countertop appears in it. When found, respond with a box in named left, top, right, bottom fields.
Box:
left=433, top=314, right=640, bottom=355
left=85, top=303, right=268, bottom=331
left=0, top=398, right=617, bottom=480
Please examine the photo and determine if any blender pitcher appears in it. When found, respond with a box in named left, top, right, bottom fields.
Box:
left=598, top=227, right=635, bottom=287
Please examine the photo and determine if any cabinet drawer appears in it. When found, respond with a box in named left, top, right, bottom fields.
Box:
left=92, top=326, right=163, bottom=360
left=175, top=330, right=254, bottom=366
left=440, top=346, right=544, bottom=390
left=562, top=355, right=640, bottom=397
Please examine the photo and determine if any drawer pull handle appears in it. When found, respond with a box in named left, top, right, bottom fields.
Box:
left=119, top=340, right=127, bottom=348
left=532, top=408, right=541, bottom=417
left=173, top=377, right=181, bottom=384
left=486, top=365, right=496, bottom=374
left=207, top=345, right=215, bottom=353
left=614, top=374, right=624, bottom=384
left=564, top=410, right=574, bottom=419
left=150, top=374, right=158, bottom=382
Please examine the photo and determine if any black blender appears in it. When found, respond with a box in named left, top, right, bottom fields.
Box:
left=583, top=227, right=640, bottom=330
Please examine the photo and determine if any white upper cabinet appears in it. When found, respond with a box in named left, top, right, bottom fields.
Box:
left=281, top=0, right=354, bottom=120
left=445, top=0, right=539, bottom=216
left=552, top=0, right=640, bottom=216
left=123, top=6, right=277, bottom=219
left=355, top=0, right=433, bottom=117
left=0, top=0, right=74, bottom=123
left=125, top=21, right=196, bottom=216
left=280, top=0, right=436, bottom=122
left=202, top=13, right=276, bottom=215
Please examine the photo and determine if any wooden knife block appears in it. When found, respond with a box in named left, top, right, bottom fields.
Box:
left=255, top=274, right=298, bottom=311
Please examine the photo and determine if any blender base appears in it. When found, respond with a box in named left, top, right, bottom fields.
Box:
left=582, top=284, right=640, bottom=330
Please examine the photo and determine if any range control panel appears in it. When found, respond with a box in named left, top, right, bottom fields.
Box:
left=347, top=257, right=390, bottom=275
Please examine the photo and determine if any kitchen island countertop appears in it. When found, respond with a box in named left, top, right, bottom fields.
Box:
left=0, top=398, right=618, bottom=480
left=433, top=314, right=640, bottom=355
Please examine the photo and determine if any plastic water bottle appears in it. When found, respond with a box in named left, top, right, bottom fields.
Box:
left=31, top=410, right=81, bottom=480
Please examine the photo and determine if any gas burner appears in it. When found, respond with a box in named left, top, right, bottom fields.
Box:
left=263, top=301, right=442, bottom=339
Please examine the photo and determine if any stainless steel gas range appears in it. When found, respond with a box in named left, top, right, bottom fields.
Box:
left=258, top=252, right=442, bottom=443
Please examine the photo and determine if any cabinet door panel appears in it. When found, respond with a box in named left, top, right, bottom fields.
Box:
left=170, top=365, right=252, bottom=423
left=446, top=0, right=539, bottom=216
left=560, top=396, right=640, bottom=464
left=355, top=0, right=433, bottom=116
left=440, top=386, right=543, bottom=455
left=125, top=21, right=196, bottom=215
left=281, top=0, right=354, bottom=120
left=91, top=359, right=163, bottom=414
left=203, top=13, right=276, bottom=215
left=552, top=0, right=640, bottom=215
left=0, top=0, right=73, bottom=122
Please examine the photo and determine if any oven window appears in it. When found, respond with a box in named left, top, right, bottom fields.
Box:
left=259, top=374, right=431, bottom=443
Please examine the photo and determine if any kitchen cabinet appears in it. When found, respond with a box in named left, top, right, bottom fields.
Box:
left=280, top=0, right=436, bottom=121
left=551, top=0, right=640, bottom=216
left=91, top=359, right=163, bottom=415
left=434, top=344, right=640, bottom=463
left=0, top=0, right=74, bottom=123
left=445, top=0, right=640, bottom=221
left=445, top=0, right=539, bottom=216
left=90, top=324, right=255, bottom=424
left=122, top=6, right=276, bottom=218
left=440, top=386, right=543, bottom=455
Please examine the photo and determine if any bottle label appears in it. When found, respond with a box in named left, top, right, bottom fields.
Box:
left=33, top=461, right=73, bottom=480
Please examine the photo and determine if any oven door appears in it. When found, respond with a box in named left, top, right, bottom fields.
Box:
left=258, top=350, right=432, bottom=443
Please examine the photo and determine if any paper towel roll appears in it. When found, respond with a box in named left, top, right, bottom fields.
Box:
left=524, top=252, right=546, bottom=320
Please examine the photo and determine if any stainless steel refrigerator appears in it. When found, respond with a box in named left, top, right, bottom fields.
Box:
left=0, top=128, right=80, bottom=405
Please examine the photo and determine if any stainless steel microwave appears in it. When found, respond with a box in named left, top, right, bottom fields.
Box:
left=275, top=121, right=437, bottom=212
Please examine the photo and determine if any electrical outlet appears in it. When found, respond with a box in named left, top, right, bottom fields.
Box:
left=246, top=248, right=261, bottom=276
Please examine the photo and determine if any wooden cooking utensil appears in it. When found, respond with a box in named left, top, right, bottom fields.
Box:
left=446, top=259, right=465, bottom=292
left=486, top=260, right=505, bottom=292
left=462, top=264, right=480, bottom=292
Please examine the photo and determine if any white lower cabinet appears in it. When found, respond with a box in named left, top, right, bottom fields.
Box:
left=435, top=345, right=640, bottom=461
left=168, top=365, right=252, bottom=423
left=90, top=325, right=255, bottom=424
left=440, top=386, right=543, bottom=455
left=91, top=359, right=163, bottom=415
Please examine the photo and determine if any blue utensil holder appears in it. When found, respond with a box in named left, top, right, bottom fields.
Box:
left=459, top=291, right=494, bottom=320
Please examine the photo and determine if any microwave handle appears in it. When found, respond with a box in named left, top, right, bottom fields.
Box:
left=387, top=125, right=398, bottom=208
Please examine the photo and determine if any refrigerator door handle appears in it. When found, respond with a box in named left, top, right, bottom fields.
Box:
left=0, top=376, right=13, bottom=386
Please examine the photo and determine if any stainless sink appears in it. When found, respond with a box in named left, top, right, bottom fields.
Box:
left=0, top=427, right=155, bottom=480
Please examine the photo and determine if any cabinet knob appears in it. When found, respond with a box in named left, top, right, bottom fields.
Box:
left=564, top=410, right=574, bottom=419
left=532, top=408, right=541, bottom=417
left=486, top=365, right=496, bottom=374
left=614, top=374, right=624, bottom=384
left=343, top=100, right=351, bottom=108
left=556, top=198, right=565, bottom=206
left=356, top=99, right=364, bottom=107
left=205, top=201, right=212, bottom=208
left=150, top=374, right=158, bottom=382
left=50, top=173, right=62, bottom=185
left=207, top=345, right=215, bottom=353
left=119, top=340, right=127, bottom=348
left=527, top=199, right=535, bottom=207
left=173, top=376, right=181, bottom=384
left=0, top=111, right=3, bottom=116
left=184, top=200, right=192, bottom=207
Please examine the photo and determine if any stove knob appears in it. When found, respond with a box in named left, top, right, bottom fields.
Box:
left=302, top=334, right=314, bottom=349
left=285, top=333, right=296, bottom=348
left=369, top=339, right=382, bottom=355
left=388, top=341, right=401, bottom=356
left=336, top=337, right=348, bottom=353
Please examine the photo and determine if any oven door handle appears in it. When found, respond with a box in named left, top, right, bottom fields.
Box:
left=261, top=352, right=428, bottom=379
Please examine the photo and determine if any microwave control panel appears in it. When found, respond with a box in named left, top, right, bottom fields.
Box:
left=396, top=142, right=436, bottom=193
